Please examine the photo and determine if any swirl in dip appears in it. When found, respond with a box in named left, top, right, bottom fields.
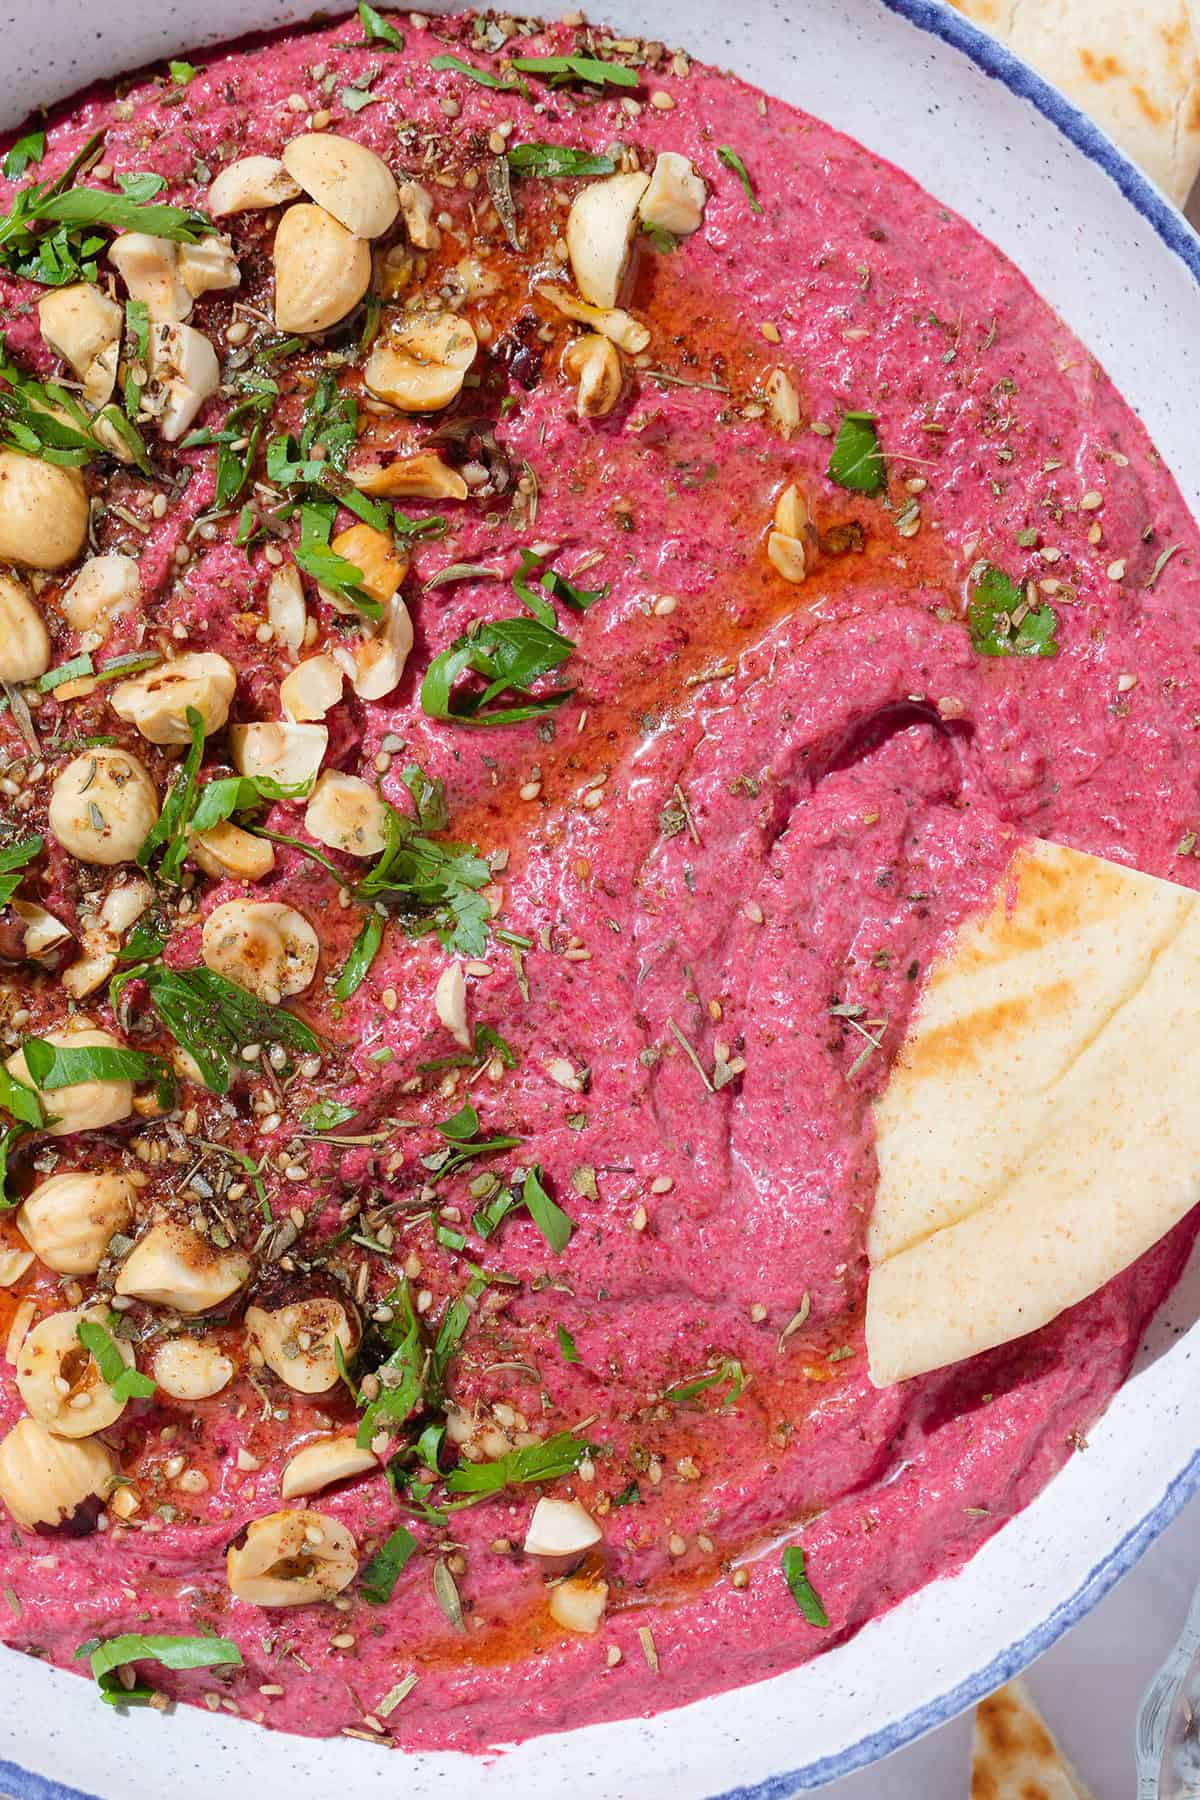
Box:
left=0, top=3, right=1194, bottom=1752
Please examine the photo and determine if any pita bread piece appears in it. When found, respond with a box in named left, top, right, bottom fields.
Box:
left=866, top=838, right=1200, bottom=1386
left=971, top=1678, right=1094, bottom=1799
left=950, top=0, right=1200, bottom=205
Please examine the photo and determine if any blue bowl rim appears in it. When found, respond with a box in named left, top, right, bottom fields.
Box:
left=4, top=4, right=1200, bottom=1798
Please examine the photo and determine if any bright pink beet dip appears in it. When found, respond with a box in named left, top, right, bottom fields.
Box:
left=0, top=4, right=1196, bottom=1756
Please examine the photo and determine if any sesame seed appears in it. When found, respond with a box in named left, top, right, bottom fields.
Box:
left=744, top=900, right=764, bottom=924
left=519, top=780, right=542, bottom=801
left=668, top=1533, right=687, bottom=1557
left=1107, top=559, right=1127, bottom=581
left=1080, top=490, right=1103, bottom=511
left=631, top=1204, right=648, bottom=1232
left=650, top=1175, right=673, bottom=1194
left=650, top=90, right=675, bottom=110
left=759, top=322, right=781, bottom=344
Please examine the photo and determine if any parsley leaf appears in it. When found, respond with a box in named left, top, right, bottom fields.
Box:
left=0, top=135, right=211, bottom=286
left=557, top=1322, right=580, bottom=1363
left=0, top=344, right=149, bottom=472
left=506, top=143, right=616, bottom=178
left=426, top=1102, right=522, bottom=1179
left=355, top=1280, right=426, bottom=1448
left=443, top=1429, right=593, bottom=1494
left=0, top=834, right=42, bottom=908
left=168, top=60, right=198, bottom=85
left=353, top=803, right=492, bottom=957
left=967, top=560, right=1058, bottom=658
left=76, top=1316, right=156, bottom=1401
left=115, top=962, right=320, bottom=1095
left=429, top=53, right=527, bottom=93
left=421, top=615, right=576, bottom=725
left=332, top=913, right=384, bottom=1000
left=351, top=2, right=405, bottom=49
left=716, top=144, right=762, bottom=213
left=662, top=1357, right=746, bottom=1406
left=135, top=707, right=207, bottom=882
left=75, top=1632, right=242, bottom=1705
left=3, top=129, right=45, bottom=182
left=781, top=1544, right=829, bottom=1628
left=361, top=1525, right=418, bottom=1603
left=510, top=53, right=638, bottom=88
left=300, top=1098, right=357, bottom=1133
left=521, top=1165, right=574, bottom=1253
left=0, top=1061, right=45, bottom=1129
left=293, top=500, right=381, bottom=619
left=827, top=411, right=885, bottom=496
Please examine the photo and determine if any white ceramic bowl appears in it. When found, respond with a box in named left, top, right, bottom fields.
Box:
left=4, top=4, right=1200, bottom=1795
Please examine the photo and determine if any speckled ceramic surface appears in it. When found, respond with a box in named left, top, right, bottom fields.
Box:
left=3, top=2, right=1200, bottom=1795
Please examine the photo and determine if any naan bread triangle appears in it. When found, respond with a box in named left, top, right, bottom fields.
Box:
left=970, top=1679, right=1094, bottom=1799
left=867, top=837, right=1200, bottom=1386
left=949, top=0, right=1200, bottom=205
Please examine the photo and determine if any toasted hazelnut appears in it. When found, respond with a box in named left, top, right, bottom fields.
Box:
left=434, top=962, right=470, bottom=1049
left=153, top=1335, right=235, bottom=1401
left=16, top=1303, right=134, bottom=1437
left=326, top=523, right=407, bottom=608
left=177, top=234, right=241, bottom=300
left=230, top=720, right=328, bottom=790
left=638, top=152, right=707, bottom=237
left=364, top=311, right=478, bottom=413
left=0, top=573, right=50, bottom=683
left=11, top=902, right=72, bottom=965
left=0, top=1247, right=34, bottom=1286
left=226, top=1508, right=358, bottom=1606
left=273, top=203, right=371, bottom=334
left=303, top=771, right=387, bottom=857
left=18, top=1171, right=137, bottom=1275
left=144, top=321, right=220, bottom=442
left=189, top=820, right=276, bottom=883
left=566, top=172, right=649, bottom=309
left=58, top=554, right=141, bottom=644
left=0, top=1415, right=115, bottom=1532
left=767, top=482, right=813, bottom=584
left=282, top=133, right=399, bottom=239
left=523, top=1497, right=603, bottom=1563
left=107, top=232, right=192, bottom=322
left=266, top=563, right=308, bottom=655
left=115, top=1220, right=252, bottom=1314
left=333, top=593, right=413, bottom=701
left=38, top=283, right=123, bottom=406
left=547, top=1572, right=609, bottom=1634
left=350, top=450, right=467, bottom=501
left=280, top=1435, right=377, bottom=1501
left=397, top=179, right=439, bottom=249
left=202, top=899, right=319, bottom=1003
left=48, top=747, right=159, bottom=864
left=280, top=654, right=343, bottom=722
left=0, top=452, right=89, bottom=571
left=764, top=367, right=800, bottom=438
left=62, top=876, right=153, bottom=998
left=7, top=1026, right=137, bottom=1135
left=245, top=1289, right=361, bottom=1394
left=562, top=333, right=623, bottom=419
left=109, top=651, right=236, bottom=745
left=537, top=283, right=650, bottom=354
left=208, top=155, right=302, bottom=216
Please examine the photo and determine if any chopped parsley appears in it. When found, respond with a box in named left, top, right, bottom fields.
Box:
left=350, top=1, right=405, bottom=49
left=0, top=835, right=42, bottom=908
left=0, top=132, right=210, bottom=286
left=332, top=913, right=385, bottom=1000
left=781, top=1544, right=829, bottom=1628
left=76, top=1316, right=155, bottom=1402
left=3, top=129, right=45, bottom=182
left=22, top=1037, right=172, bottom=1105
left=443, top=1430, right=592, bottom=1494
left=353, top=803, right=492, bottom=957
left=662, top=1357, right=746, bottom=1406
left=827, top=411, right=886, bottom=496
left=556, top=1322, right=580, bottom=1364
left=716, top=144, right=762, bottom=214
left=420, top=615, right=577, bottom=726
left=967, top=560, right=1058, bottom=657
left=360, top=1525, right=418, bottom=1603
left=112, top=962, right=320, bottom=1095
left=509, top=52, right=638, bottom=88
left=506, top=143, right=616, bottom=179
left=75, top=1632, right=242, bottom=1705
